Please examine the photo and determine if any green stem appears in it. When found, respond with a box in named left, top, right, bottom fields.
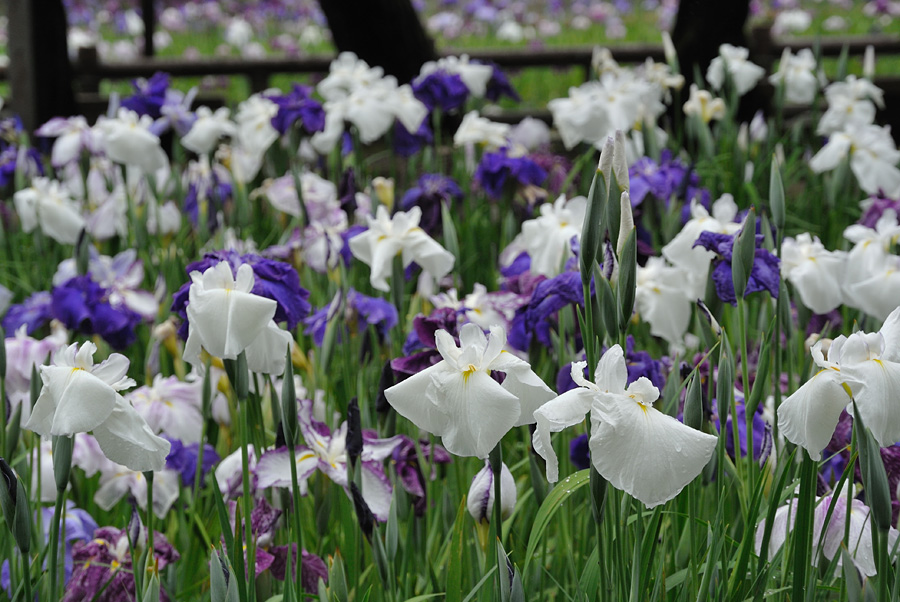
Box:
left=239, top=397, right=256, bottom=602
left=48, top=488, right=66, bottom=599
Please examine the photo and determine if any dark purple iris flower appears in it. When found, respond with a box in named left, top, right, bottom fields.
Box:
left=393, top=307, right=459, bottom=378
left=52, top=276, right=143, bottom=349
left=2, top=291, right=53, bottom=335
left=303, top=288, right=398, bottom=346
left=475, top=147, right=547, bottom=200
left=391, top=435, right=453, bottom=516
left=165, top=438, right=220, bottom=487
left=267, top=84, right=326, bottom=136
left=393, top=120, right=434, bottom=157
left=121, top=72, right=171, bottom=119
left=556, top=338, right=667, bottom=394
left=0, top=146, right=42, bottom=189
left=508, top=270, right=584, bottom=351
left=400, top=173, right=463, bottom=235
left=480, top=61, right=520, bottom=103
left=171, top=250, right=310, bottom=339
left=693, top=231, right=780, bottom=306
left=269, top=544, right=329, bottom=591
left=64, top=526, right=179, bottom=602
left=628, top=150, right=711, bottom=223
left=412, top=70, right=470, bottom=112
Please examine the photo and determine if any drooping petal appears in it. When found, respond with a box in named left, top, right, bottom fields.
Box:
left=431, top=368, right=519, bottom=458
left=588, top=395, right=717, bottom=508
left=777, top=369, right=851, bottom=460
left=91, top=400, right=172, bottom=472
left=879, top=306, right=900, bottom=362
left=594, top=345, right=628, bottom=393
left=255, top=446, right=318, bottom=494
left=842, top=359, right=900, bottom=447
left=384, top=362, right=450, bottom=436
left=360, top=461, right=394, bottom=522
left=532, top=388, right=594, bottom=482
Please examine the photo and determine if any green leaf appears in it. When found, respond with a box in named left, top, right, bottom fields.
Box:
left=769, top=157, right=785, bottom=233
left=329, top=549, right=349, bottom=602
left=280, top=345, right=297, bottom=446
left=842, top=547, right=863, bottom=602
left=684, top=372, right=703, bottom=431
left=141, top=573, right=160, bottom=602
left=731, top=208, right=756, bottom=300
left=580, top=165, right=607, bottom=282
left=446, top=497, right=467, bottom=602
left=522, top=469, right=591, bottom=575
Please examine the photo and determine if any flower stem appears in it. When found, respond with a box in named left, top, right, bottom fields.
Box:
left=47, top=488, right=65, bottom=600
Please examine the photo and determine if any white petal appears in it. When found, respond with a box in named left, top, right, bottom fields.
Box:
left=843, top=359, right=900, bottom=447
left=384, top=363, right=449, bottom=436
left=880, top=306, right=900, bottom=363
left=92, top=400, right=172, bottom=472
left=532, top=389, right=593, bottom=482
left=594, top=345, right=627, bottom=393
left=588, top=396, right=717, bottom=507
left=777, top=369, right=850, bottom=460
left=46, top=366, right=119, bottom=436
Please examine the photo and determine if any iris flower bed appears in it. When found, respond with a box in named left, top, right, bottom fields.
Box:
left=2, top=35, right=900, bottom=602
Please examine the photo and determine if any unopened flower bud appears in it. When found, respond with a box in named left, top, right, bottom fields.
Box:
left=467, top=460, right=516, bottom=524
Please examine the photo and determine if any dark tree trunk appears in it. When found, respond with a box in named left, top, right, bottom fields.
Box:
left=317, top=0, right=438, bottom=84
left=671, top=0, right=768, bottom=121
left=8, top=0, right=76, bottom=131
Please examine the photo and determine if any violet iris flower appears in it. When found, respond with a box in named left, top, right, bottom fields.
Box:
left=569, top=434, right=590, bottom=470
left=713, top=396, right=773, bottom=465
left=2, top=291, right=53, bottom=335
left=481, top=61, right=520, bottom=103
left=412, top=70, right=470, bottom=112
left=267, top=84, right=326, bottom=136
left=394, top=120, right=434, bottom=157
left=165, top=438, right=220, bottom=487
left=392, top=307, right=460, bottom=378
left=391, top=435, right=453, bottom=516
left=121, top=72, right=171, bottom=119
left=475, top=147, right=547, bottom=200
left=171, top=249, right=310, bottom=338
left=693, top=231, right=780, bottom=306
left=508, top=270, right=584, bottom=351
left=859, top=194, right=900, bottom=229
left=52, top=276, right=144, bottom=349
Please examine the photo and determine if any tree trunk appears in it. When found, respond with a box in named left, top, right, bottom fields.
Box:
left=8, top=0, right=76, bottom=131
left=317, top=0, right=438, bottom=84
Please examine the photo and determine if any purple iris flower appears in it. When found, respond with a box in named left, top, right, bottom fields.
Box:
left=2, top=291, right=53, bottom=335
left=171, top=249, right=310, bottom=338
left=480, top=61, right=520, bottom=102
left=393, top=307, right=460, bottom=377
left=412, top=70, right=470, bottom=112
left=400, top=173, right=463, bottom=235
left=394, top=120, right=434, bottom=157
left=267, top=84, right=326, bottom=136
left=569, top=434, right=590, bottom=470
left=303, top=288, right=398, bottom=346
left=693, top=231, right=780, bottom=306
left=390, top=435, right=453, bottom=516
left=40, top=502, right=99, bottom=585
left=121, top=72, right=171, bottom=119
left=64, top=526, right=179, bottom=602
left=52, top=276, right=144, bottom=349
left=859, top=195, right=900, bottom=229
left=500, top=252, right=532, bottom=279
left=475, top=147, right=547, bottom=200
left=713, top=396, right=772, bottom=465
left=165, top=438, right=220, bottom=487
left=628, top=150, right=711, bottom=223
left=557, top=338, right=667, bottom=394
left=269, top=544, right=329, bottom=591
left=508, top=270, right=584, bottom=351
left=0, top=146, right=42, bottom=189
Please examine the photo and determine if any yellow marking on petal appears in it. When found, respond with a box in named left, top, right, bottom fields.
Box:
left=842, top=382, right=854, bottom=398
left=463, top=364, right=478, bottom=383
left=874, top=359, right=884, bottom=366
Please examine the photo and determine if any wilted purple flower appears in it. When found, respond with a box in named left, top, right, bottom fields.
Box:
left=165, top=438, right=220, bottom=487
left=267, top=84, right=326, bottom=136
left=400, top=173, right=463, bottom=235
left=303, top=288, right=398, bottom=346
left=2, top=291, right=53, bottom=335
left=391, top=435, right=452, bottom=516
left=171, top=250, right=310, bottom=338
left=121, top=72, right=171, bottom=119
left=412, top=70, right=470, bottom=112
left=693, top=231, right=780, bottom=305
left=64, top=526, right=179, bottom=602
left=269, top=545, right=328, bottom=592
left=475, top=147, right=547, bottom=200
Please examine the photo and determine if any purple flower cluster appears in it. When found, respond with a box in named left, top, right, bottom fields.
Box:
left=629, top=150, right=710, bottom=213
left=508, top=270, right=582, bottom=351
left=412, top=70, right=470, bottom=112
left=171, top=249, right=311, bottom=338
left=475, top=147, right=547, bottom=200
left=266, top=84, right=326, bottom=136
left=121, top=72, right=171, bottom=119
left=693, top=231, right=780, bottom=306
left=51, top=275, right=145, bottom=349
left=64, top=526, right=179, bottom=602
